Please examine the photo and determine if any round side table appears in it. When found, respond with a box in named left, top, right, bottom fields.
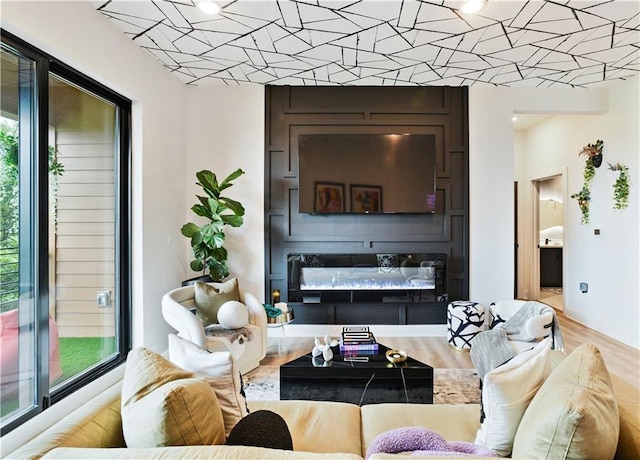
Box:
left=267, top=308, right=295, bottom=354
left=447, top=301, right=484, bottom=351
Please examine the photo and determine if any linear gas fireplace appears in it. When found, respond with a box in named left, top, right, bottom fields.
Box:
left=287, top=253, right=447, bottom=304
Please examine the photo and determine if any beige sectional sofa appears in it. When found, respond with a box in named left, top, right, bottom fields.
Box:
left=5, top=347, right=639, bottom=460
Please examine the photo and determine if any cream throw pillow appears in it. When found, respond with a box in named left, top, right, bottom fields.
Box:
left=475, top=338, right=552, bottom=457
left=194, top=278, right=240, bottom=326
left=121, top=347, right=226, bottom=448
left=512, top=343, right=619, bottom=459
left=168, top=333, right=248, bottom=436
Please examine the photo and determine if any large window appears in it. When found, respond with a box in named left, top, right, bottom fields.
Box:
left=0, top=32, right=131, bottom=434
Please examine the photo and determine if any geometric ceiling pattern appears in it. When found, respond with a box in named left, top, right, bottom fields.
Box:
left=91, top=0, right=640, bottom=87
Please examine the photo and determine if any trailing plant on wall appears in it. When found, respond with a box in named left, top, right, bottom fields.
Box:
left=608, top=162, right=630, bottom=210
left=571, top=142, right=599, bottom=225
left=570, top=185, right=591, bottom=225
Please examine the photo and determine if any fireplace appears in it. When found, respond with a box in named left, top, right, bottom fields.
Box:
left=287, top=253, right=447, bottom=304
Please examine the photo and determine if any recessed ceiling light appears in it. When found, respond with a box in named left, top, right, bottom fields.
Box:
left=197, top=0, right=220, bottom=15
left=460, top=0, right=486, bottom=14
left=512, top=116, right=518, bottom=122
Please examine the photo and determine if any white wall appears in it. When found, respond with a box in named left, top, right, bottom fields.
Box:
left=471, top=80, right=639, bottom=349
left=468, top=88, right=516, bottom=303
left=2, top=0, right=188, bottom=352
left=184, top=85, right=266, bottom=299
left=519, top=82, right=639, bottom=349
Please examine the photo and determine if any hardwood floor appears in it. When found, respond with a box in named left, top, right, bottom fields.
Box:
left=262, top=311, right=639, bottom=431
left=554, top=310, right=639, bottom=388
left=263, top=309, right=639, bottom=390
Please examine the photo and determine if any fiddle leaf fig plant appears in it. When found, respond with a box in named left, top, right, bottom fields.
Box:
left=181, top=168, right=245, bottom=281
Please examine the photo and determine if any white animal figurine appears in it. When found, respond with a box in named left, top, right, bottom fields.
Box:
left=312, top=334, right=339, bottom=362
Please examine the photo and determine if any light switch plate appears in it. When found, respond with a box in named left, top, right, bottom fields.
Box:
left=97, top=290, right=111, bottom=307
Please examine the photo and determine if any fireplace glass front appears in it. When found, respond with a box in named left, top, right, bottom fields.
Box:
left=287, top=253, right=447, bottom=303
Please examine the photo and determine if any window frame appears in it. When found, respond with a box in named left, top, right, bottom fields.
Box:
left=0, top=30, right=132, bottom=435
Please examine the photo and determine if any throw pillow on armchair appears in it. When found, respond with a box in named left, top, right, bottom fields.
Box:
left=194, top=278, right=241, bottom=326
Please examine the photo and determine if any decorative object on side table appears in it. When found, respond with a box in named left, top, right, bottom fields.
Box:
left=266, top=303, right=294, bottom=326
left=571, top=139, right=602, bottom=225
left=608, top=162, right=630, bottom=210
left=265, top=303, right=294, bottom=355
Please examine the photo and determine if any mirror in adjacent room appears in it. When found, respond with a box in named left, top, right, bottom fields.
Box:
left=538, top=175, right=564, bottom=310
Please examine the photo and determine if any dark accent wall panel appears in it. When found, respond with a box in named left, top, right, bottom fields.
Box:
left=265, top=86, right=469, bottom=324
left=450, top=151, right=466, bottom=212
left=287, top=87, right=448, bottom=111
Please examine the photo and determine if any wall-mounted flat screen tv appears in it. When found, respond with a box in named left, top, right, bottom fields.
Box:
left=298, top=133, right=436, bottom=214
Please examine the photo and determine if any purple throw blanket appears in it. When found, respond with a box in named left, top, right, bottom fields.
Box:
left=366, top=427, right=497, bottom=458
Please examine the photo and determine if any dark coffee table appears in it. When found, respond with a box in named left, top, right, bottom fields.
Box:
left=279, top=343, right=433, bottom=404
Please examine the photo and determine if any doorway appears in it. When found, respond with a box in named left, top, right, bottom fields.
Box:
left=536, top=175, right=564, bottom=310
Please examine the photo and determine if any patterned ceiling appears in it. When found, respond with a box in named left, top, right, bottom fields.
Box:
left=91, top=0, right=640, bottom=87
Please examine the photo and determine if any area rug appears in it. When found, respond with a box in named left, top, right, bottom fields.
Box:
left=243, top=365, right=480, bottom=405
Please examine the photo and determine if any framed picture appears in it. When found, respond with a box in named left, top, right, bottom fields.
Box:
left=314, top=182, right=345, bottom=213
left=351, top=185, right=382, bottom=213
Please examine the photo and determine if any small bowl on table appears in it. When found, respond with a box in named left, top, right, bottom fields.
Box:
left=385, top=349, right=408, bottom=364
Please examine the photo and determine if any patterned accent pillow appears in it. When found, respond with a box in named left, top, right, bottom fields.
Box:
left=488, top=302, right=508, bottom=328
left=377, top=253, right=399, bottom=273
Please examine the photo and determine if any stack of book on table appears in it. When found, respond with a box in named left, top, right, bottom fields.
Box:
left=340, top=326, right=378, bottom=355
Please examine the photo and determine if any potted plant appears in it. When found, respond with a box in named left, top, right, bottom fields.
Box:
left=181, top=168, right=245, bottom=284
left=570, top=186, right=591, bottom=225
left=578, top=139, right=604, bottom=168
left=572, top=139, right=602, bottom=225
left=608, top=162, right=630, bottom=210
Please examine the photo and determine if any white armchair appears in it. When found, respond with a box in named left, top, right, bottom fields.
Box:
left=470, top=299, right=564, bottom=380
left=487, top=299, right=563, bottom=353
left=162, top=283, right=267, bottom=374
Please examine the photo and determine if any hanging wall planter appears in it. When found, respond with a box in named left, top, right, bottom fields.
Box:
left=579, top=139, right=604, bottom=168
left=608, top=162, right=630, bottom=210
left=572, top=139, right=601, bottom=225
left=571, top=187, right=591, bottom=225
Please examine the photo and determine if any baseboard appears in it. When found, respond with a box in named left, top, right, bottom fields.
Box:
left=267, top=324, right=447, bottom=338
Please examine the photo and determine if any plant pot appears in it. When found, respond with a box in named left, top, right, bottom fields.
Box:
left=591, top=153, right=603, bottom=168
left=181, top=275, right=214, bottom=287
